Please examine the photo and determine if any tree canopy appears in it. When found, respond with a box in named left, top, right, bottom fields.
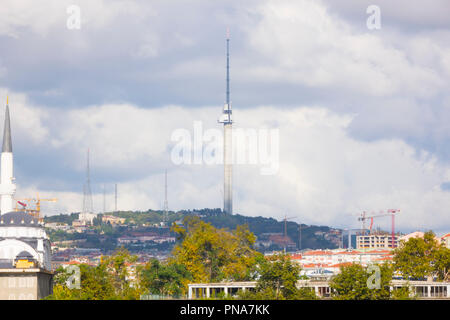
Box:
left=140, top=259, right=192, bottom=297
left=329, top=263, right=393, bottom=300
left=238, top=253, right=316, bottom=300
left=47, top=247, right=143, bottom=300
left=169, top=216, right=260, bottom=283
left=393, top=231, right=450, bottom=281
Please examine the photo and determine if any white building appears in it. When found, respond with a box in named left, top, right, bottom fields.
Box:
left=442, top=233, right=450, bottom=249
left=290, top=248, right=393, bottom=275
left=0, top=100, right=53, bottom=299
left=78, top=212, right=97, bottom=225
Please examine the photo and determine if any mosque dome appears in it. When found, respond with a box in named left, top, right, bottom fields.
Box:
left=0, top=211, right=40, bottom=227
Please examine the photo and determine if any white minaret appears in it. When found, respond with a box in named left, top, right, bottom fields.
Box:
left=218, top=30, right=233, bottom=214
left=0, top=97, right=16, bottom=215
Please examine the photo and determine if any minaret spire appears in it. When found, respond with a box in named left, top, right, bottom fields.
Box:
left=0, top=96, right=16, bottom=214
left=2, top=98, right=12, bottom=153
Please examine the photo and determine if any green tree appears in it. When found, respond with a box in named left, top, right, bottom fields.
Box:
left=431, top=244, right=450, bottom=281
left=101, top=247, right=142, bottom=299
left=47, top=263, right=117, bottom=300
left=255, top=253, right=300, bottom=299
left=46, top=248, right=142, bottom=300
left=238, top=253, right=316, bottom=300
left=330, top=263, right=393, bottom=300
left=140, top=259, right=192, bottom=297
left=170, top=216, right=260, bottom=283
left=393, top=231, right=450, bottom=281
left=390, top=284, right=417, bottom=300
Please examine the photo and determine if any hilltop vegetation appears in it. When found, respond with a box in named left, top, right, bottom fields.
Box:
left=47, top=222, right=450, bottom=300
left=44, top=208, right=339, bottom=252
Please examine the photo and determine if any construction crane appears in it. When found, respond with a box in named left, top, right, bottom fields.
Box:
left=358, top=209, right=401, bottom=248
left=283, top=215, right=297, bottom=238
left=282, top=215, right=297, bottom=252
left=298, top=223, right=307, bottom=251
left=15, top=193, right=58, bottom=221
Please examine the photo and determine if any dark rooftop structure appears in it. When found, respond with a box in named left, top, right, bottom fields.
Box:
left=0, top=211, right=40, bottom=227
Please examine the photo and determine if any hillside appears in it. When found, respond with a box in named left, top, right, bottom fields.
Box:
left=45, top=208, right=341, bottom=252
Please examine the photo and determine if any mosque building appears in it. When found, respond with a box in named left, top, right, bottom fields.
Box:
left=0, top=98, right=53, bottom=300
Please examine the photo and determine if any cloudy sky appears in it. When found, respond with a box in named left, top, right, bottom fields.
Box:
left=0, top=0, right=449, bottom=234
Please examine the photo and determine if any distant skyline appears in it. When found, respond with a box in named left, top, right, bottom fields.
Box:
left=0, top=0, right=450, bottom=234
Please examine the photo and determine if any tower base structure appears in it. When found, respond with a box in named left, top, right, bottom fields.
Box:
left=223, top=123, right=232, bottom=214
left=0, top=268, right=53, bottom=300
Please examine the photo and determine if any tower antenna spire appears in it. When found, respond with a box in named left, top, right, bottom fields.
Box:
left=219, top=29, right=233, bottom=215
left=226, top=27, right=230, bottom=120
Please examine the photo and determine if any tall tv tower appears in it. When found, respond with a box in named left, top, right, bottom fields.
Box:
left=218, top=28, right=233, bottom=215
left=82, top=148, right=94, bottom=213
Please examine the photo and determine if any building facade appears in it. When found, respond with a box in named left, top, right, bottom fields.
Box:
left=357, top=234, right=399, bottom=249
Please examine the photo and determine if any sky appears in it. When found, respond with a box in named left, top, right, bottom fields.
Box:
left=0, top=0, right=449, bottom=234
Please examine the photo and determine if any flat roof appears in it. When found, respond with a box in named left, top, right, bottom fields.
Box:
left=0, top=268, right=53, bottom=275
left=188, top=282, right=257, bottom=287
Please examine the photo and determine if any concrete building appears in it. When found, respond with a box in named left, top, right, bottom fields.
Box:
left=187, top=279, right=450, bottom=299
left=102, top=215, right=125, bottom=225
left=0, top=268, right=53, bottom=300
left=188, top=281, right=256, bottom=299
left=357, top=233, right=399, bottom=249
left=0, top=100, right=53, bottom=300
left=441, top=233, right=450, bottom=249
left=78, top=212, right=97, bottom=225
left=45, top=222, right=70, bottom=232
left=397, top=231, right=442, bottom=245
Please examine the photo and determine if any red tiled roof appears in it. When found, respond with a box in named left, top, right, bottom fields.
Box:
left=302, top=263, right=321, bottom=268
left=303, top=250, right=333, bottom=256
left=374, top=256, right=393, bottom=261
left=365, top=250, right=391, bottom=254
left=329, top=262, right=353, bottom=268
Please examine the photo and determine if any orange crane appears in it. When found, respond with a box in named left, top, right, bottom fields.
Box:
left=15, top=193, right=57, bottom=221
left=358, top=209, right=401, bottom=248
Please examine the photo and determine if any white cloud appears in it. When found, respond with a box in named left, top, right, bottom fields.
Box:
left=3, top=90, right=449, bottom=232
left=241, top=0, right=448, bottom=98
left=0, top=1, right=449, bottom=235
left=0, top=88, right=49, bottom=145
left=0, top=0, right=152, bottom=37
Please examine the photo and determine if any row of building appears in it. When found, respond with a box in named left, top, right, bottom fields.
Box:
left=356, top=231, right=450, bottom=250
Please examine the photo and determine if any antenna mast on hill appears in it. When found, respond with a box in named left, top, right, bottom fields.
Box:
left=114, top=183, right=118, bottom=212
left=163, top=169, right=169, bottom=224
left=82, top=148, right=94, bottom=213
left=103, top=184, right=106, bottom=214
